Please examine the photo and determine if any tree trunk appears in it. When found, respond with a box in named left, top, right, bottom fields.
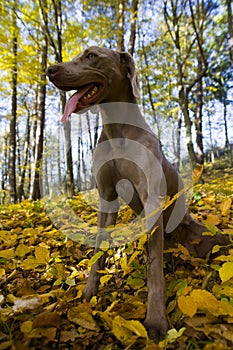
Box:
left=226, top=0, right=233, bottom=61
left=86, top=112, right=93, bottom=155
left=93, top=112, right=99, bottom=148
left=117, top=0, right=125, bottom=51
left=61, top=90, right=74, bottom=196
left=164, top=0, right=199, bottom=168
left=179, top=88, right=197, bottom=167
left=40, top=0, right=75, bottom=196
left=18, top=109, right=31, bottom=201
left=30, top=1, right=48, bottom=200
left=141, top=41, right=161, bottom=140
left=9, top=1, right=18, bottom=203
left=195, top=0, right=204, bottom=164
left=57, top=125, right=62, bottom=189
left=64, top=122, right=75, bottom=196
left=56, top=0, right=75, bottom=196
left=195, top=62, right=204, bottom=164
left=223, top=90, right=230, bottom=152
left=77, top=117, right=82, bottom=191
left=81, top=136, right=87, bottom=190
left=207, top=107, right=215, bottom=163
left=174, top=111, right=182, bottom=170
left=128, top=0, right=138, bottom=55
left=1, top=134, right=8, bottom=204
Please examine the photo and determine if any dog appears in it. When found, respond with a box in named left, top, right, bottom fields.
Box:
left=47, top=46, right=229, bottom=339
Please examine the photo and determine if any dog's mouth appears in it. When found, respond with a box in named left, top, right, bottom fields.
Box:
left=61, top=83, right=104, bottom=123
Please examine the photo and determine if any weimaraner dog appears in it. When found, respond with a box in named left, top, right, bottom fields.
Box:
left=47, top=46, right=229, bottom=340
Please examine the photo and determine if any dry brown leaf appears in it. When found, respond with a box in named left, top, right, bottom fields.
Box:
left=32, top=311, right=61, bottom=328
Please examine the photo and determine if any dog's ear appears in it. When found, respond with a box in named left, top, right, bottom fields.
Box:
left=119, top=52, right=140, bottom=99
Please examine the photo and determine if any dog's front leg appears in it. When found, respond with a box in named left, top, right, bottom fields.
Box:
left=143, top=200, right=168, bottom=340
left=83, top=202, right=118, bottom=301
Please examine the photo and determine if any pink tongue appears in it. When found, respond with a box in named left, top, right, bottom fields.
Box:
left=61, top=84, right=95, bottom=123
left=61, top=91, right=82, bottom=123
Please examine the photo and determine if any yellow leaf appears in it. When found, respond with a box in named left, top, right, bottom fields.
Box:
left=0, top=268, right=5, bottom=278
left=20, top=256, right=39, bottom=270
left=178, top=295, right=197, bottom=317
left=220, top=198, right=232, bottom=216
left=16, top=244, right=31, bottom=257
left=88, top=251, right=104, bottom=267
left=212, top=245, right=221, bottom=254
left=213, top=279, right=233, bottom=298
left=67, top=304, right=99, bottom=331
left=127, top=319, right=148, bottom=338
left=100, top=274, right=112, bottom=285
left=35, top=246, right=50, bottom=264
left=112, top=316, right=132, bottom=345
left=112, top=315, right=147, bottom=345
left=99, top=240, right=109, bottom=251
left=219, top=262, right=233, bottom=283
left=182, top=286, right=193, bottom=296
left=121, top=257, right=133, bottom=276
left=177, top=244, right=191, bottom=257
left=127, top=276, right=145, bottom=289
left=165, top=327, right=186, bottom=343
left=204, top=214, right=221, bottom=225
left=120, top=254, right=128, bottom=270
left=21, top=321, right=32, bottom=334
left=0, top=249, right=15, bottom=259
left=192, top=164, right=204, bottom=184
left=138, top=233, right=147, bottom=250
left=128, top=251, right=140, bottom=266
left=191, top=289, right=233, bottom=317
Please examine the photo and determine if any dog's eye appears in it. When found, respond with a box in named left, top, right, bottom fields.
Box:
left=87, top=53, right=97, bottom=60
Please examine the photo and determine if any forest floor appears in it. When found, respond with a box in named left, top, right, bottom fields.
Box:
left=0, top=162, right=233, bottom=350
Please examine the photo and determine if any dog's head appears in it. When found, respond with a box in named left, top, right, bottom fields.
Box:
left=46, top=46, right=139, bottom=122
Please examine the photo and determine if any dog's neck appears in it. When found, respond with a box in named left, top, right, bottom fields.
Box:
left=99, top=102, right=152, bottom=139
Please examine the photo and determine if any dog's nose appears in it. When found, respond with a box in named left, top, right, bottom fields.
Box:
left=46, top=65, right=59, bottom=77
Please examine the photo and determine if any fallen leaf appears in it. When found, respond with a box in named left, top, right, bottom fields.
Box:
left=219, top=262, right=233, bottom=283
left=35, top=246, right=50, bottom=264
left=15, top=244, right=31, bottom=257
left=60, top=330, right=79, bottom=342
left=204, top=214, right=221, bottom=225
left=178, top=295, right=197, bottom=317
left=32, top=311, right=61, bottom=328
left=29, top=327, right=57, bottom=340
left=220, top=198, right=232, bottom=216
left=112, top=315, right=147, bottom=346
left=0, top=268, right=5, bottom=278
left=21, top=320, right=33, bottom=333
left=88, top=251, right=104, bottom=267
left=100, top=274, right=113, bottom=285
left=192, top=164, right=204, bottom=184
left=0, top=249, right=15, bottom=259
left=67, top=304, right=99, bottom=331
left=191, top=289, right=233, bottom=317
left=213, top=279, right=233, bottom=298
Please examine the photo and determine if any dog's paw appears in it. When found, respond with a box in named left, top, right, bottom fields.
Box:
left=143, top=318, right=168, bottom=341
left=82, top=281, right=99, bottom=302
